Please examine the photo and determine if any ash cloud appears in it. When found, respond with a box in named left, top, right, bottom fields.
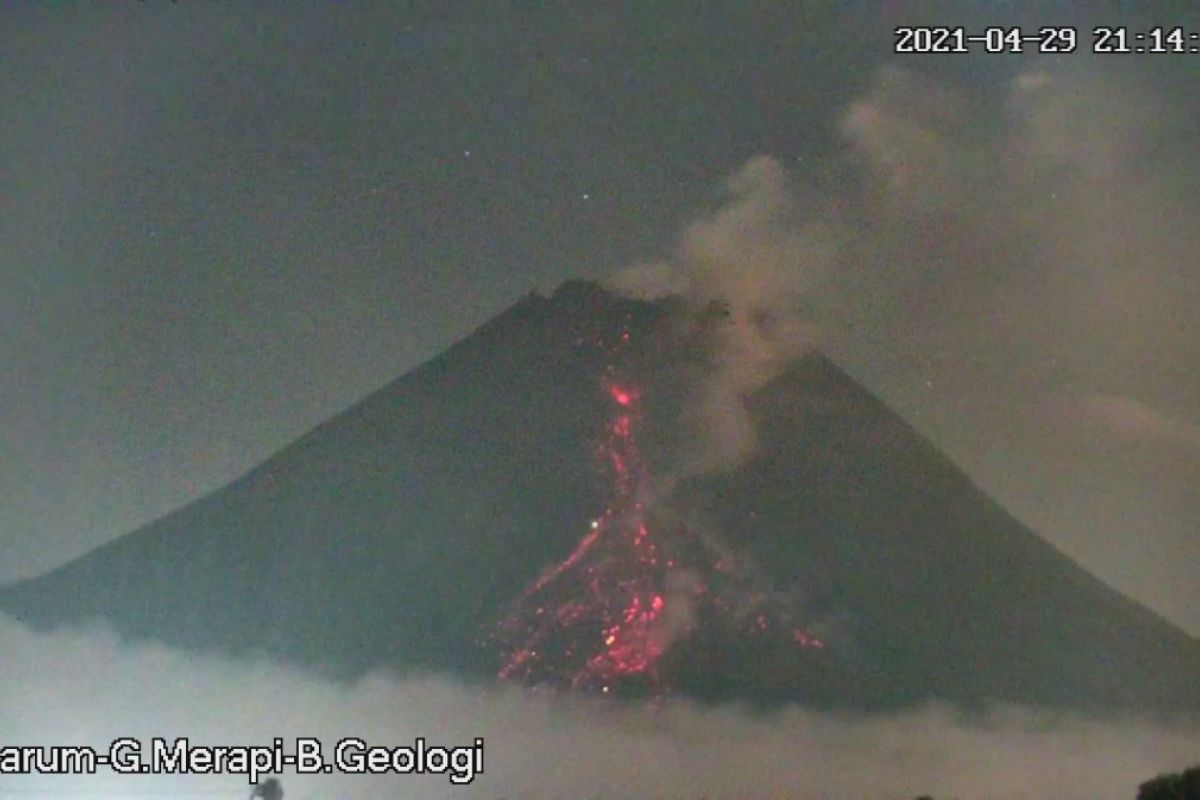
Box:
left=610, top=62, right=1200, bottom=634
left=612, top=62, right=1199, bottom=472
left=612, top=156, right=835, bottom=474
left=2, top=614, right=1197, bottom=800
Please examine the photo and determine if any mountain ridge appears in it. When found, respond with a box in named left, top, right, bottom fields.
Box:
left=3, top=280, right=1197, bottom=715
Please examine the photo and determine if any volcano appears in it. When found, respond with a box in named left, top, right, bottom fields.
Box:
left=3, top=281, right=1198, bottom=714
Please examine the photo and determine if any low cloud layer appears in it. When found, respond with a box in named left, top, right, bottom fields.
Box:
left=3, top=614, right=1196, bottom=800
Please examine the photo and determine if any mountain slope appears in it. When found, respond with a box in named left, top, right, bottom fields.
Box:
left=2, top=281, right=1197, bottom=714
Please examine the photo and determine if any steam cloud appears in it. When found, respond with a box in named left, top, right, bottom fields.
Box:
left=613, top=156, right=834, bottom=474
left=2, top=614, right=1197, bottom=800
left=610, top=63, right=1200, bottom=481
left=1057, top=395, right=1200, bottom=451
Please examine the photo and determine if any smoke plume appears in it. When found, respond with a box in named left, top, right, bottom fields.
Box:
left=612, top=156, right=835, bottom=474
left=602, top=61, right=1200, bottom=641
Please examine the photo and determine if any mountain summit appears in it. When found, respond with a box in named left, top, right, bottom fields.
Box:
left=3, top=281, right=1197, bottom=714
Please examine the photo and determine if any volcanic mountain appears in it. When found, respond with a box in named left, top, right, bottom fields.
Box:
left=3, top=281, right=1198, bottom=714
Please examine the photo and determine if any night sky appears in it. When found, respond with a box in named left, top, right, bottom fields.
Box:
left=3, top=1, right=1199, bottom=638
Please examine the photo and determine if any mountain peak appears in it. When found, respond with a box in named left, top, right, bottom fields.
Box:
left=2, top=286, right=1197, bottom=714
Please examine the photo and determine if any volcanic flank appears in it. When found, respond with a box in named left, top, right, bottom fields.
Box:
left=2, top=281, right=1198, bottom=714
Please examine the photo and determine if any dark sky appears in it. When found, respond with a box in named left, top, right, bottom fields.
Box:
left=3, top=2, right=1198, bottom=635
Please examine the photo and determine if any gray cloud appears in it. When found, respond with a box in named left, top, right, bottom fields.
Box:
left=1054, top=395, right=1200, bottom=450
left=2, top=614, right=1197, bottom=800
left=609, top=61, right=1200, bottom=635
left=833, top=63, right=1200, bottom=636
left=611, top=156, right=834, bottom=475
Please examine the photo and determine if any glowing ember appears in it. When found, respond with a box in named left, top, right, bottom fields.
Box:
left=494, top=373, right=674, bottom=690
left=492, top=329, right=829, bottom=695
left=792, top=628, right=826, bottom=650
left=605, top=380, right=640, bottom=408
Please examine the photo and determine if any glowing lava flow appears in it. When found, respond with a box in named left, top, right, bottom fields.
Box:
left=493, top=344, right=829, bottom=695
left=496, top=378, right=671, bottom=691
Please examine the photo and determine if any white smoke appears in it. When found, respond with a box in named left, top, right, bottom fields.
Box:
left=612, top=156, right=835, bottom=474
left=609, top=62, right=1200, bottom=496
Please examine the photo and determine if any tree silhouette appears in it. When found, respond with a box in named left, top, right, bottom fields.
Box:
left=249, top=778, right=283, bottom=800
left=1137, top=764, right=1200, bottom=800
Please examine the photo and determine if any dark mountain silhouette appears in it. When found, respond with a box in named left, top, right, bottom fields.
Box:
left=2, top=281, right=1198, bottom=714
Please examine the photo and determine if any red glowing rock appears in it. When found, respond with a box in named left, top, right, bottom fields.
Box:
left=493, top=372, right=827, bottom=696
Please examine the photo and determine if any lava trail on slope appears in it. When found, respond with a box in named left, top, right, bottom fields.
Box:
left=491, top=318, right=827, bottom=696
